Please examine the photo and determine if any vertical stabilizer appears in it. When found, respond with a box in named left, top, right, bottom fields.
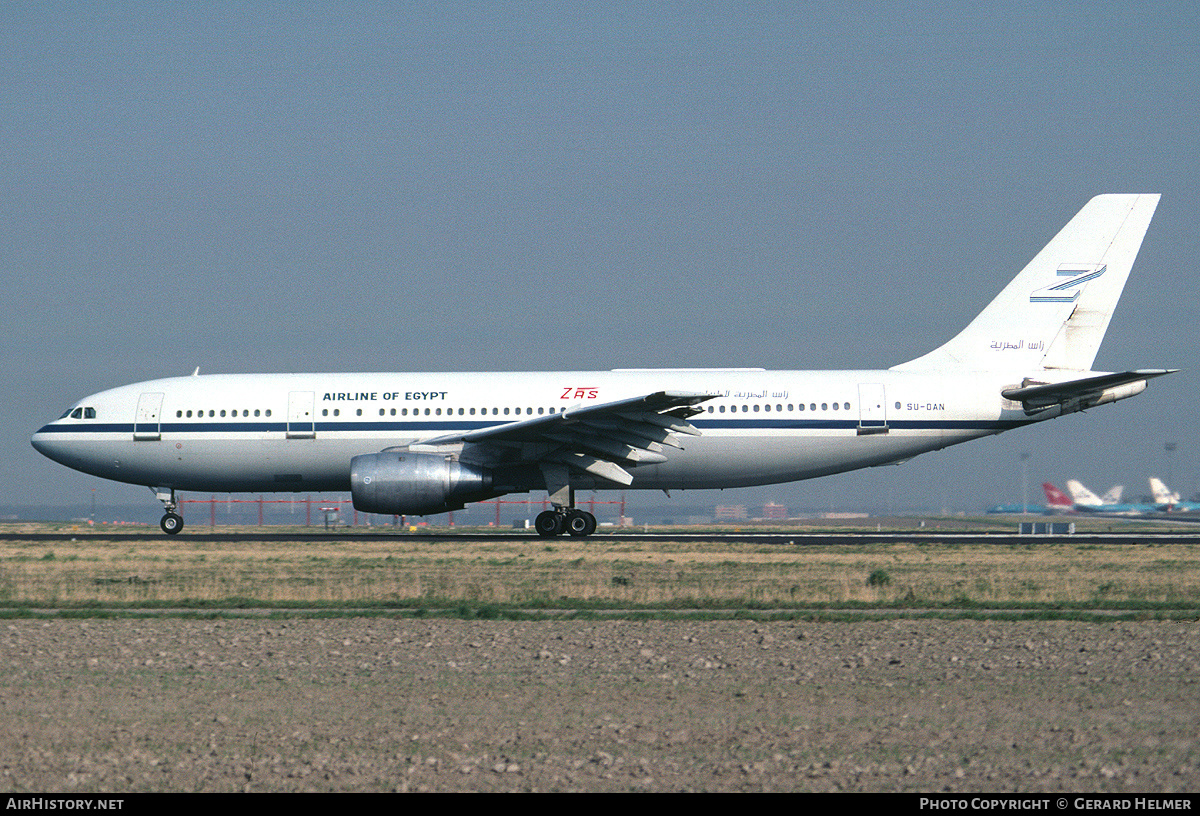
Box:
left=893, top=194, right=1160, bottom=372
left=1066, top=480, right=1105, bottom=507
left=1042, top=482, right=1074, bottom=511
left=1149, top=477, right=1181, bottom=505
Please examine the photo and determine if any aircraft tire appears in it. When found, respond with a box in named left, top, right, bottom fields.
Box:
left=535, top=510, right=563, bottom=538
left=160, top=513, right=184, bottom=535
left=565, top=510, right=597, bottom=537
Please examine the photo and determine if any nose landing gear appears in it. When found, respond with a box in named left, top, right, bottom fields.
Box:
left=160, top=512, right=184, bottom=535
left=152, top=487, right=184, bottom=535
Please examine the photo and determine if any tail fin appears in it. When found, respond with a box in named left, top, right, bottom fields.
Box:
left=894, top=194, right=1160, bottom=372
left=1066, top=479, right=1104, bottom=507
left=1042, top=482, right=1074, bottom=510
left=1100, top=484, right=1125, bottom=504
left=1149, top=477, right=1180, bottom=505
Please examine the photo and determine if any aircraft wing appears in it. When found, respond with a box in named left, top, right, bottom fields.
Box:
left=1002, top=369, right=1177, bottom=413
left=409, top=390, right=714, bottom=486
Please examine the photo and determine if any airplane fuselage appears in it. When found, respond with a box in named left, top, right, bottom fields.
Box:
left=32, top=368, right=1037, bottom=496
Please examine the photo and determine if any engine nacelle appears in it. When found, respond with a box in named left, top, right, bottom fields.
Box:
left=350, top=452, right=493, bottom=516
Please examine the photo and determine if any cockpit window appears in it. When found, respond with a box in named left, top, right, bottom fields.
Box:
left=70, top=408, right=83, bottom=419
left=61, top=407, right=96, bottom=420
left=85, top=407, right=96, bottom=419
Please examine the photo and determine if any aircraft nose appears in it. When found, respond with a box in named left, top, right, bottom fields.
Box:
left=31, top=427, right=68, bottom=465
left=31, top=430, right=49, bottom=456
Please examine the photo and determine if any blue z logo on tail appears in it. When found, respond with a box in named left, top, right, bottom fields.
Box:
left=1030, top=264, right=1106, bottom=303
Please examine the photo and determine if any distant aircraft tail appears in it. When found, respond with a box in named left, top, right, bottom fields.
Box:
left=894, top=194, right=1161, bottom=373
left=1066, top=479, right=1104, bottom=507
left=1149, top=477, right=1181, bottom=506
left=1100, top=484, right=1125, bottom=504
left=1042, top=482, right=1074, bottom=510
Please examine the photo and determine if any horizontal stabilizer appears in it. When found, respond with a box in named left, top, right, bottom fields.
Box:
left=1002, top=369, right=1177, bottom=409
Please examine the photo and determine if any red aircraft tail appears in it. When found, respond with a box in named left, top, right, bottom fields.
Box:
left=1042, top=482, right=1074, bottom=510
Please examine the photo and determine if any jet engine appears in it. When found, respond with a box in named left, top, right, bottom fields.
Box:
left=350, top=452, right=493, bottom=516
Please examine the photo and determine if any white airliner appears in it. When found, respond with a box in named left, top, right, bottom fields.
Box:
left=1064, top=479, right=1151, bottom=515
left=1065, top=480, right=1127, bottom=509
left=32, top=194, right=1174, bottom=536
left=1149, top=478, right=1200, bottom=513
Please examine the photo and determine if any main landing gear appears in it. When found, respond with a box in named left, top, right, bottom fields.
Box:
left=535, top=508, right=597, bottom=538
left=535, top=469, right=597, bottom=538
left=152, top=487, right=184, bottom=535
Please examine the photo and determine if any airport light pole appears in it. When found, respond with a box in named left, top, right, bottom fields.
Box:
left=1020, top=452, right=1031, bottom=515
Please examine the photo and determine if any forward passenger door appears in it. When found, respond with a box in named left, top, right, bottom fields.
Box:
left=133, top=392, right=164, bottom=441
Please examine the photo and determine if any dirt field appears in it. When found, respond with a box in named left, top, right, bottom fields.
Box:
left=3, top=616, right=1198, bottom=792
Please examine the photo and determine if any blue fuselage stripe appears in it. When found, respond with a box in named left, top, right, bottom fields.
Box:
left=37, top=418, right=1030, bottom=436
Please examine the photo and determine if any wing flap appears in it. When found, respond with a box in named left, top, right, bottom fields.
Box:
left=411, top=390, right=713, bottom=485
left=548, top=452, right=635, bottom=486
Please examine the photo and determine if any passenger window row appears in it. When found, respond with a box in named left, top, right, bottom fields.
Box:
left=705, top=402, right=852, bottom=413
left=175, top=409, right=272, bottom=418
left=322, top=406, right=566, bottom=417
left=158, top=401, right=854, bottom=422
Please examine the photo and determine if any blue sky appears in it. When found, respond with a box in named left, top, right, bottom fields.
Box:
left=4, top=2, right=1198, bottom=516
